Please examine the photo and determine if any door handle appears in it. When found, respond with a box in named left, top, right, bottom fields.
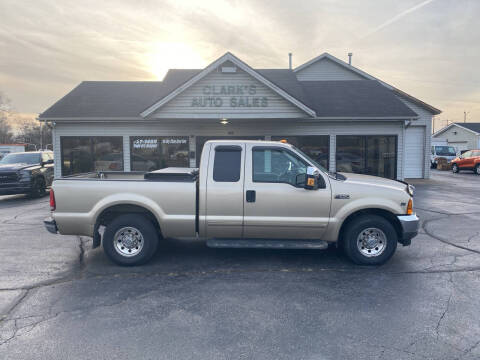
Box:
left=246, top=190, right=256, bottom=203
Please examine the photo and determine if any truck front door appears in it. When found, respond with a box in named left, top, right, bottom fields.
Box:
left=243, top=145, right=331, bottom=239
left=204, top=144, right=245, bottom=239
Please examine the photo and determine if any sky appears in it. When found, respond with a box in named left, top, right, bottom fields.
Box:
left=1, top=0, right=479, bottom=131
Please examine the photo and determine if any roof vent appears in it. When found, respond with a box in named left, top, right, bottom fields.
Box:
left=288, top=53, right=292, bottom=69
left=348, top=52, right=353, bottom=65
left=221, top=66, right=237, bottom=73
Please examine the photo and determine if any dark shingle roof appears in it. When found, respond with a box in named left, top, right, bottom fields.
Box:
left=40, top=69, right=418, bottom=119
left=300, top=80, right=418, bottom=117
left=454, top=123, right=480, bottom=134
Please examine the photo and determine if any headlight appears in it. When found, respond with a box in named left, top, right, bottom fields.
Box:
left=407, top=184, right=415, bottom=197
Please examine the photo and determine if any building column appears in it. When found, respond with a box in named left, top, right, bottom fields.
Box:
left=329, top=134, right=336, bottom=172
left=123, top=135, right=131, bottom=171
left=189, top=135, right=196, bottom=168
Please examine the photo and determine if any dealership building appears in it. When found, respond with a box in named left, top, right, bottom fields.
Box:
left=39, top=52, right=440, bottom=180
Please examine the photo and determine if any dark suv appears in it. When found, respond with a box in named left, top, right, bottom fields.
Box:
left=0, top=151, right=54, bottom=197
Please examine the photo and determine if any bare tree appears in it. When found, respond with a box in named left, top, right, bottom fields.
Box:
left=0, top=92, right=14, bottom=143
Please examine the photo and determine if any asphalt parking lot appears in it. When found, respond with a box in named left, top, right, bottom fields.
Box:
left=0, top=170, right=479, bottom=359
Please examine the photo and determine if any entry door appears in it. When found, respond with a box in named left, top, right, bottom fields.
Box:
left=243, top=145, right=330, bottom=239
left=404, top=127, right=425, bottom=178
left=205, top=143, right=245, bottom=239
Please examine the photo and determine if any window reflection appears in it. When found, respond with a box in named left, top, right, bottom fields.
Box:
left=130, top=136, right=189, bottom=171
left=61, top=137, right=123, bottom=176
left=271, top=136, right=329, bottom=169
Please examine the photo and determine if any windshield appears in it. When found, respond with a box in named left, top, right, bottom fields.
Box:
left=435, top=146, right=456, bottom=156
left=290, top=145, right=328, bottom=173
left=0, top=153, right=41, bottom=165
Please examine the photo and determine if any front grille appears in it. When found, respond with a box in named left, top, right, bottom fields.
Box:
left=0, top=172, right=18, bottom=183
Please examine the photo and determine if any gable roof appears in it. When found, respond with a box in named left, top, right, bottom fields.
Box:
left=140, top=52, right=316, bottom=118
left=433, top=122, right=480, bottom=137
left=294, top=53, right=441, bottom=115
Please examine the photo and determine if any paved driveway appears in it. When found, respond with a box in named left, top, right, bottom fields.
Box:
left=0, top=171, right=479, bottom=359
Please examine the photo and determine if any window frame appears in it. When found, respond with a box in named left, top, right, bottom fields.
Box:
left=212, top=145, right=243, bottom=183
left=252, top=146, right=309, bottom=188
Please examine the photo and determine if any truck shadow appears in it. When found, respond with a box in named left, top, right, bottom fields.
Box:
left=84, top=238, right=394, bottom=276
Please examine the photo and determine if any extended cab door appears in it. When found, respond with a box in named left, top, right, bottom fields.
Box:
left=243, top=144, right=331, bottom=239
left=204, top=143, right=245, bottom=239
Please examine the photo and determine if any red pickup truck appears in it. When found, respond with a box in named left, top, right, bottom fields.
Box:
left=451, top=150, right=480, bottom=174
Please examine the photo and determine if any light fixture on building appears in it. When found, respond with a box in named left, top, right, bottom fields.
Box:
left=220, top=118, right=229, bottom=125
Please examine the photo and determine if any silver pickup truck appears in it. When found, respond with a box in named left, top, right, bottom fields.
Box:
left=44, top=140, right=418, bottom=266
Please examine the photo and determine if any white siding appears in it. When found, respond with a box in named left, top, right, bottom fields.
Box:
left=433, top=125, right=479, bottom=151
left=398, top=97, right=433, bottom=178
left=295, top=58, right=366, bottom=81
left=152, top=70, right=307, bottom=119
left=404, top=127, right=425, bottom=178
left=53, top=120, right=405, bottom=179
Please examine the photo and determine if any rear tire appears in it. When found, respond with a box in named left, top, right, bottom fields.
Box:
left=474, top=164, right=480, bottom=175
left=342, top=215, right=398, bottom=265
left=103, top=214, right=159, bottom=266
left=452, top=163, right=459, bottom=173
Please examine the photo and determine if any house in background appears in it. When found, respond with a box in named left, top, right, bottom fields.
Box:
left=39, top=52, right=441, bottom=180
left=432, top=123, right=480, bottom=152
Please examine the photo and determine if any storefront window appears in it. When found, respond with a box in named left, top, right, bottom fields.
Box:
left=271, top=136, right=329, bottom=169
left=61, top=136, right=123, bottom=176
left=336, top=135, right=397, bottom=179
left=130, top=136, right=189, bottom=171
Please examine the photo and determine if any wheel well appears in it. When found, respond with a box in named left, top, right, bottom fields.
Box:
left=94, top=204, right=162, bottom=247
left=338, top=209, right=402, bottom=246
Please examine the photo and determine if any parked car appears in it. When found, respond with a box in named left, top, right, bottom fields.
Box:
left=0, top=151, right=54, bottom=197
left=451, top=150, right=480, bottom=174
left=431, top=145, right=457, bottom=168
left=45, top=140, right=418, bottom=266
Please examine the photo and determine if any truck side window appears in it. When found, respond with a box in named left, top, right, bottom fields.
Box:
left=253, top=148, right=307, bottom=186
left=213, top=147, right=241, bottom=182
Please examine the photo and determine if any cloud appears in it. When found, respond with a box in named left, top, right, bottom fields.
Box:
left=0, top=0, right=479, bottom=124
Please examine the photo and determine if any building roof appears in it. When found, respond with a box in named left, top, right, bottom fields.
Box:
left=294, top=52, right=441, bottom=115
left=433, top=122, right=480, bottom=137
left=300, top=80, right=418, bottom=118
left=39, top=73, right=417, bottom=119
left=454, top=122, right=480, bottom=134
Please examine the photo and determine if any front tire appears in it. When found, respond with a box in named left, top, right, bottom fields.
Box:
left=452, top=163, right=459, bottom=173
left=29, top=177, right=46, bottom=198
left=342, top=215, right=398, bottom=265
left=103, top=214, right=159, bottom=266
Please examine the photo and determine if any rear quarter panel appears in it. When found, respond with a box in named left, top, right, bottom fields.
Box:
left=52, top=179, right=196, bottom=238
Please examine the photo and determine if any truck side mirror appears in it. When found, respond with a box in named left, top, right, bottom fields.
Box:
left=296, top=173, right=318, bottom=190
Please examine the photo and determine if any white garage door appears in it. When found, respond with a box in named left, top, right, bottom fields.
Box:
left=404, top=127, right=425, bottom=178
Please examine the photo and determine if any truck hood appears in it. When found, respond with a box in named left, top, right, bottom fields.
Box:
left=0, top=163, right=39, bottom=172
left=339, top=172, right=407, bottom=192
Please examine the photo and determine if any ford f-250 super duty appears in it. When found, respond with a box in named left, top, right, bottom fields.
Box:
left=44, top=140, right=419, bottom=266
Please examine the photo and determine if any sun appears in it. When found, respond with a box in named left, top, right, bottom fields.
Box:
left=147, top=42, right=206, bottom=80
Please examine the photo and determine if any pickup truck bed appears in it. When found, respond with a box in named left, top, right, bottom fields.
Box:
left=52, top=168, right=198, bottom=239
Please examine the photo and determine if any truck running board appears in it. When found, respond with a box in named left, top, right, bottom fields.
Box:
left=206, top=239, right=329, bottom=250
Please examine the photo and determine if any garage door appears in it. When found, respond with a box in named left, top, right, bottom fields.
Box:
left=404, top=127, right=425, bottom=178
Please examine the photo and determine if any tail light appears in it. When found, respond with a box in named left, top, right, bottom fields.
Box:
left=406, top=198, right=413, bottom=215
left=50, top=189, right=56, bottom=211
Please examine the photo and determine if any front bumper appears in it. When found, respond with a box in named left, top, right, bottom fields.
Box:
left=44, top=217, right=58, bottom=234
left=0, top=182, right=33, bottom=195
left=397, top=214, right=419, bottom=246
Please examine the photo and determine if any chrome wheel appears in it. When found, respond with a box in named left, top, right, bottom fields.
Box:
left=113, top=227, right=144, bottom=257
left=476, top=166, right=480, bottom=175
left=452, top=164, right=459, bottom=173
left=356, top=227, right=387, bottom=257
